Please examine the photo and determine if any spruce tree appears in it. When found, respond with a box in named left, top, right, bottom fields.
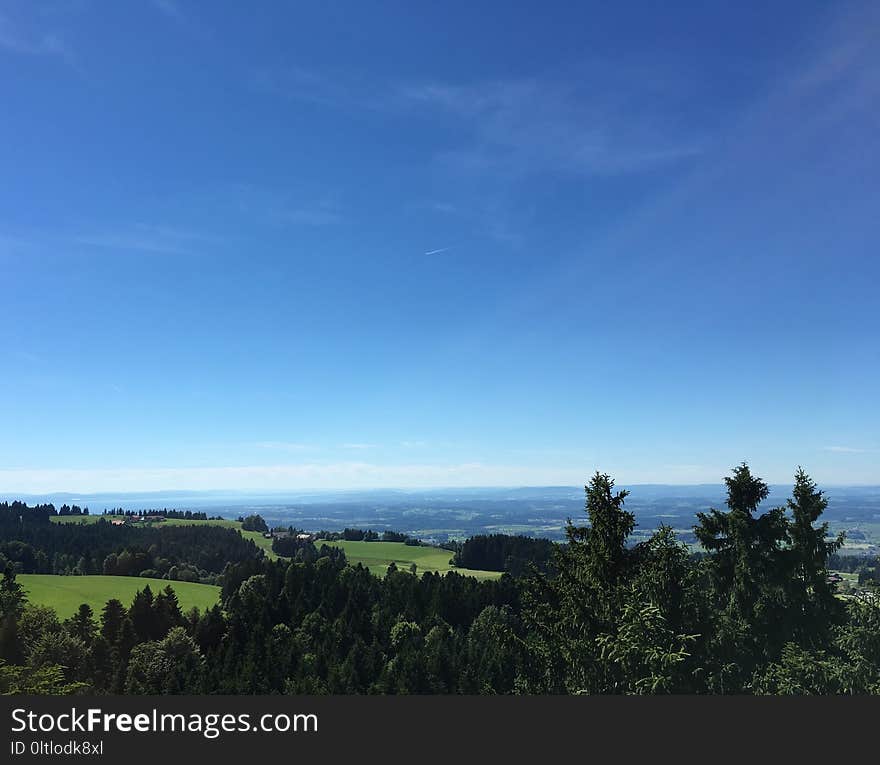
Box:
left=785, top=468, right=844, bottom=646
left=694, top=463, right=789, bottom=688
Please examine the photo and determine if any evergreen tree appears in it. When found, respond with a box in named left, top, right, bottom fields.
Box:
left=129, top=586, right=157, bottom=642
left=66, top=604, right=97, bottom=646
left=785, top=468, right=844, bottom=646
left=694, top=463, right=789, bottom=689
left=521, top=473, right=637, bottom=693
left=0, top=566, right=26, bottom=662
left=100, top=599, right=127, bottom=646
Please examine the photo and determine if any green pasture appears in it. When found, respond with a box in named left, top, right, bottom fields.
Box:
left=323, top=540, right=502, bottom=580
left=18, top=574, right=220, bottom=618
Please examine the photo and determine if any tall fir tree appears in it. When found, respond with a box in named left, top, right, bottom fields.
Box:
left=785, top=467, right=844, bottom=646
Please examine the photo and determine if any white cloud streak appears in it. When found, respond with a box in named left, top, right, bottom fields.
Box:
left=275, top=207, right=343, bottom=226
left=151, top=0, right=184, bottom=22
left=0, top=462, right=592, bottom=493
left=74, top=224, right=215, bottom=255
left=253, top=66, right=705, bottom=178
left=400, top=76, right=704, bottom=177
left=0, top=13, right=72, bottom=60
left=252, top=442, right=315, bottom=452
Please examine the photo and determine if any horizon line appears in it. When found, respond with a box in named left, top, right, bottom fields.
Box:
left=4, top=481, right=879, bottom=497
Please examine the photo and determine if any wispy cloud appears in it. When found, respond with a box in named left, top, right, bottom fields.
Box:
left=274, top=206, right=343, bottom=227
left=75, top=224, right=215, bottom=255
left=400, top=76, right=704, bottom=178
left=424, top=247, right=451, bottom=256
left=0, top=12, right=72, bottom=60
left=252, top=441, right=315, bottom=452
left=250, top=63, right=706, bottom=248
left=824, top=445, right=868, bottom=454
left=151, top=0, right=184, bottom=22
left=340, top=443, right=379, bottom=450
left=254, top=64, right=705, bottom=178
left=0, top=461, right=594, bottom=493
left=251, top=66, right=386, bottom=112
left=0, top=232, right=39, bottom=255
left=193, top=183, right=345, bottom=228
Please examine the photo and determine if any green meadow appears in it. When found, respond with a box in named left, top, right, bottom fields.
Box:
left=18, top=574, right=220, bottom=618
left=323, top=540, right=502, bottom=580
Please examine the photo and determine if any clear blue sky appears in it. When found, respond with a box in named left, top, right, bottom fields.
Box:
left=1, top=1, right=878, bottom=492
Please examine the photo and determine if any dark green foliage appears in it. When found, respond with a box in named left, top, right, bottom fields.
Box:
left=381, top=530, right=410, bottom=542
left=453, top=534, right=555, bottom=575
left=0, top=565, right=26, bottom=662
left=520, top=473, right=697, bottom=693
left=785, top=468, right=845, bottom=646
left=240, top=514, right=269, bottom=533
left=0, top=502, right=58, bottom=524
left=125, top=627, right=204, bottom=694
left=271, top=536, right=318, bottom=559
left=692, top=464, right=847, bottom=691
left=66, top=604, right=97, bottom=646
left=0, top=514, right=260, bottom=580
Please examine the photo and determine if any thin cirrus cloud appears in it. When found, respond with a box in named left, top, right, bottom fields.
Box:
left=252, top=65, right=706, bottom=179
left=274, top=207, right=344, bottom=226
left=399, top=76, right=705, bottom=178
left=151, top=0, right=184, bottom=22
left=194, top=183, right=345, bottom=228
left=0, top=13, right=69, bottom=58
left=0, top=462, right=591, bottom=493
left=823, top=446, right=868, bottom=454
left=440, top=1, right=880, bottom=351
left=249, top=63, right=707, bottom=253
left=251, top=442, right=316, bottom=452
left=74, top=224, right=217, bottom=255
left=251, top=66, right=384, bottom=112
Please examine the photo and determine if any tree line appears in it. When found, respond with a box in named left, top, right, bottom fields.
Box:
left=452, top=534, right=556, bottom=575
left=0, top=516, right=260, bottom=583
left=101, top=509, right=219, bottom=520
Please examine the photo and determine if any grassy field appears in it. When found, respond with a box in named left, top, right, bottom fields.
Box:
left=324, top=540, right=502, bottom=580
left=18, top=575, right=220, bottom=618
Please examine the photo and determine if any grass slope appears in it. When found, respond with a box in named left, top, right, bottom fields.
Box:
left=18, top=575, right=220, bottom=618
left=324, top=540, right=502, bottom=580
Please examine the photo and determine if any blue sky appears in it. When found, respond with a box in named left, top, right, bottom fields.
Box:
left=1, top=1, right=878, bottom=492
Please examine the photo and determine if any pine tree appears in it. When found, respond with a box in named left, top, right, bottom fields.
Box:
left=694, top=463, right=789, bottom=688
left=0, top=566, right=26, bottom=662
left=521, top=472, right=637, bottom=693
left=786, top=468, right=844, bottom=646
